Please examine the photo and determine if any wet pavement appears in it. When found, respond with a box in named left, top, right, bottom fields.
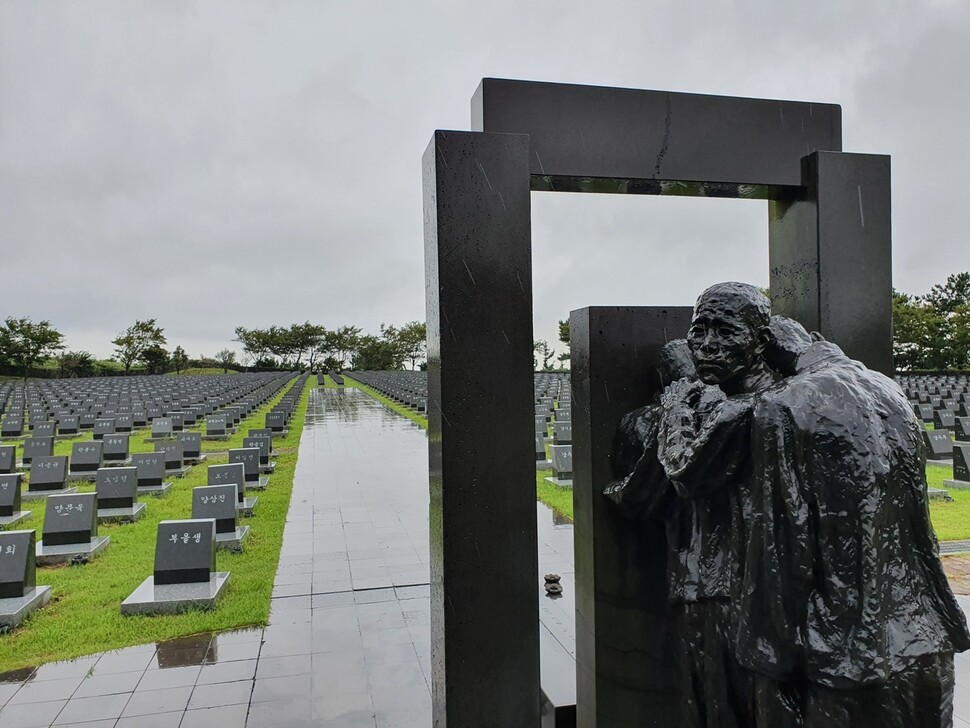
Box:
left=3, top=385, right=970, bottom=726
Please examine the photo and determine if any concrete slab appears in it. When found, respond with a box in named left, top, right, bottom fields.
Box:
left=22, top=486, right=78, bottom=501
left=237, top=496, right=258, bottom=517
left=120, top=572, right=230, bottom=616
left=0, top=511, right=31, bottom=528
left=215, top=526, right=250, bottom=551
left=137, top=482, right=173, bottom=497
left=0, top=586, right=52, bottom=629
left=36, top=535, right=110, bottom=566
left=97, top=502, right=147, bottom=524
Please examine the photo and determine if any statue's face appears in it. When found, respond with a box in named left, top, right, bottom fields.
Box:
left=687, top=302, right=761, bottom=386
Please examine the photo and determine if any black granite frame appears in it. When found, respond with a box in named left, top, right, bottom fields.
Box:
left=423, top=78, right=892, bottom=727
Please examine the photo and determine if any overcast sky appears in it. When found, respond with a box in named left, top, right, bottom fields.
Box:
left=1, top=1, right=968, bottom=362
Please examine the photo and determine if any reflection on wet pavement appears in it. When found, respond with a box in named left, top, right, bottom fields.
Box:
left=0, top=387, right=581, bottom=727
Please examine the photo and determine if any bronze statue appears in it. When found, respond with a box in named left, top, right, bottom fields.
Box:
left=606, top=282, right=970, bottom=728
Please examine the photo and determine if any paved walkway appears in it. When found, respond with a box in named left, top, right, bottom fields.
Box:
left=3, top=386, right=970, bottom=726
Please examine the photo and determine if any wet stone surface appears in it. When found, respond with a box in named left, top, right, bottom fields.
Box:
left=4, top=385, right=965, bottom=726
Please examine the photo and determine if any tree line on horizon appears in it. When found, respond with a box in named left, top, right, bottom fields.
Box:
left=1, top=274, right=967, bottom=379
left=0, top=317, right=427, bottom=379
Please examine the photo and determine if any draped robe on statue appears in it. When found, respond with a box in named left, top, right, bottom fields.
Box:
left=734, top=342, right=970, bottom=726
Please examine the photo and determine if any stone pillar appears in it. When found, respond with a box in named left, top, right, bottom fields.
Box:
left=570, top=306, right=693, bottom=728
left=769, top=151, right=892, bottom=374
left=423, top=130, right=539, bottom=727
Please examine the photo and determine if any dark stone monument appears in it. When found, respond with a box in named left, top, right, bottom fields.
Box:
left=0, top=474, right=29, bottom=527
left=21, top=436, right=53, bottom=466
left=1, top=414, right=24, bottom=438
left=121, top=519, right=229, bottom=615
left=956, top=416, right=970, bottom=443
left=229, top=448, right=265, bottom=489
left=946, top=442, right=970, bottom=490
left=0, top=530, right=51, bottom=628
left=36, top=492, right=109, bottom=565
left=25, top=455, right=76, bottom=498
left=924, top=429, right=954, bottom=461
left=155, top=440, right=189, bottom=476
left=69, top=441, right=103, bottom=476
left=151, top=417, right=174, bottom=439
left=191, top=484, right=248, bottom=549
left=102, top=433, right=131, bottom=464
left=934, top=409, right=956, bottom=431
left=207, top=462, right=256, bottom=513
left=130, top=453, right=172, bottom=496
left=0, top=445, right=14, bottom=475
left=177, top=432, right=203, bottom=462
left=425, top=79, right=893, bottom=725
left=96, top=467, right=145, bottom=523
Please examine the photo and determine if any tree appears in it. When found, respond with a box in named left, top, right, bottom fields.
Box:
left=892, top=290, right=947, bottom=371
left=113, top=319, right=166, bottom=373
left=351, top=332, right=405, bottom=370
left=289, top=322, right=327, bottom=369
left=327, top=325, right=362, bottom=370
left=396, top=321, right=427, bottom=370
left=56, top=350, right=96, bottom=378
left=171, top=346, right=189, bottom=375
left=557, top=319, right=571, bottom=364
left=140, top=345, right=170, bottom=375
left=923, top=272, right=970, bottom=315
left=215, top=348, right=238, bottom=374
left=234, top=326, right=272, bottom=367
left=0, top=317, right=66, bottom=379
left=533, top=340, right=555, bottom=371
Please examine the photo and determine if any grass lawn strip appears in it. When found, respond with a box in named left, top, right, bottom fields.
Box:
left=0, top=377, right=312, bottom=673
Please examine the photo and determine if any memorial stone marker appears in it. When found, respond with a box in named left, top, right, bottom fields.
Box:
left=0, top=530, right=51, bottom=628
left=121, top=519, right=230, bottom=615
left=96, top=467, right=145, bottom=522
left=0, top=474, right=29, bottom=527
left=69, top=441, right=103, bottom=475
left=924, top=429, right=954, bottom=461
left=192, top=484, right=248, bottom=549
left=37, top=492, right=109, bottom=565
left=22, top=437, right=54, bottom=466
left=0, top=446, right=14, bottom=475
left=102, top=433, right=131, bottom=463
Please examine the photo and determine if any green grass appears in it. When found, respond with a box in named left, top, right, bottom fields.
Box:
left=0, top=378, right=312, bottom=673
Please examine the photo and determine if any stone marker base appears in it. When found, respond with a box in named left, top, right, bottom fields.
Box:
left=945, top=479, right=970, bottom=490
left=0, top=511, right=31, bottom=528
left=22, top=486, right=78, bottom=501
left=545, top=476, right=574, bottom=488
left=259, top=462, right=276, bottom=474
left=121, top=572, right=230, bottom=616
left=237, top=496, right=258, bottom=517
left=36, top=535, right=110, bottom=566
left=143, top=436, right=176, bottom=443
left=137, top=482, right=173, bottom=497
left=257, top=476, right=270, bottom=490
left=102, top=458, right=133, bottom=467
left=536, top=460, right=552, bottom=470
left=927, top=458, right=954, bottom=467
left=201, top=435, right=230, bottom=442
left=54, top=433, right=78, bottom=441
left=67, top=471, right=99, bottom=483
left=0, top=586, right=52, bottom=629
left=165, top=465, right=192, bottom=479
left=97, top=502, right=147, bottom=524
left=928, top=488, right=950, bottom=500
left=184, top=455, right=207, bottom=466
left=216, top=526, right=250, bottom=551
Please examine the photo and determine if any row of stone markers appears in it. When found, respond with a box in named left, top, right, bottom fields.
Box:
left=896, top=374, right=970, bottom=496
left=534, top=374, right=572, bottom=486
left=348, top=369, right=578, bottom=487
left=0, top=373, right=308, bottom=629
left=347, top=370, right=427, bottom=411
